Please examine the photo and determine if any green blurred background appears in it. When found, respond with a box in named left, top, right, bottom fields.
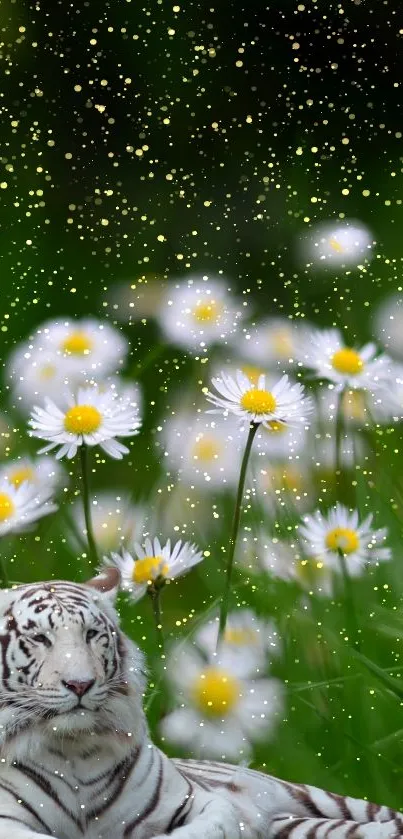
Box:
left=2, top=0, right=403, bottom=814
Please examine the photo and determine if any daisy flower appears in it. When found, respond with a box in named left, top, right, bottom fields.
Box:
left=0, top=480, right=57, bottom=536
left=254, top=420, right=308, bottom=460
left=374, top=293, right=403, bottom=360
left=69, top=492, right=147, bottom=554
left=234, top=317, right=304, bottom=369
left=160, top=641, right=284, bottom=760
left=31, top=317, right=128, bottom=377
left=195, top=609, right=282, bottom=676
left=303, top=219, right=374, bottom=267
left=254, top=460, right=312, bottom=515
left=206, top=370, right=311, bottom=428
left=159, top=412, right=243, bottom=489
left=0, top=456, right=66, bottom=496
left=299, top=504, right=391, bottom=577
left=105, top=537, right=204, bottom=602
left=29, top=384, right=141, bottom=460
left=7, top=345, right=72, bottom=413
left=296, top=328, right=391, bottom=390
left=159, top=275, right=243, bottom=351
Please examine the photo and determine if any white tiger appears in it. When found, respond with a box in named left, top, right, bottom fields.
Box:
left=0, top=568, right=401, bottom=839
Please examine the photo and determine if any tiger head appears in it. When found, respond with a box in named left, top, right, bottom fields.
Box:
left=0, top=568, right=147, bottom=760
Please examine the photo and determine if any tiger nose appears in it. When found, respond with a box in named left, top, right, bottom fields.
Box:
left=62, top=679, right=95, bottom=697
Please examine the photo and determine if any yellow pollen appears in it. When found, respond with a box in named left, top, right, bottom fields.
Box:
left=331, top=348, right=363, bottom=375
left=132, top=556, right=169, bottom=584
left=8, top=467, right=35, bottom=488
left=241, top=365, right=264, bottom=386
left=265, top=420, right=287, bottom=434
left=192, top=299, right=222, bottom=323
left=328, top=236, right=345, bottom=253
left=39, top=364, right=56, bottom=381
left=192, top=668, right=240, bottom=716
left=62, top=330, right=93, bottom=356
left=240, top=388, right=277, bottom=415
left=192, top=437, right=221, bottom=462
left=325, top=527, right=359, bottom=555
left=0, top=491, right=15, bottom=522
left=224, top=627, right=258, bottom=645
left=64, top=405, right=102, bottom=435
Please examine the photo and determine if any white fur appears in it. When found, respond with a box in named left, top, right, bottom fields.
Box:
left=0, top=577, right=401, bottom=839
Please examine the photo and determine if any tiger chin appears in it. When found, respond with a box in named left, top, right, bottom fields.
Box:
left=0, top=571, right=401, bottom=839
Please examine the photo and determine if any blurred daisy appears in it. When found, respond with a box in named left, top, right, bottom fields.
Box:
left=160, top=412, right=242, bottom=489
left=159, top=275, right=243, bottom=351
left=235, top=317, right=303, bottom=369
left=255, top=534, right=299, bottom=581
left=195, top=609, right=282, bottom=675
left=206, top=370, right=311, bottom=428
left=29, top=384, right=141, bottom=460
left=0, top=480, right=57, bottom=536
left=312, top=431, right=367, bottom=472
left=7, top=346, right=72, bottom=413
left=160, top=641, right=284, bottom=760
left=254, top=461, right=312, bottom=514
left=300, top=504, right=391, bottom=576
left=254, top=420, right=308, bottom=460
left=33, top=317, right=128, bottom=377
left=374, top=293, right=403, bottom=360
left=0, top=456, right=65, bottom=496
left=304, top=220, right=374, bottom=266
left=69, top=492, right=147, bottom=554
left=106, top=537, right=204, bottom=601
left=297, top=328, right=391, bottom=390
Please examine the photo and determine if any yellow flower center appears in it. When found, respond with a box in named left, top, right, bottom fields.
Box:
left=0, top=491, right=15, bottom=522
left=224, top=627, right=258, bottom=645
left=241, top=365, right=265, bottom=386
left=265, top=420, right=287, bottom=435
left=240, top=388, right=277, bottom=415
left=325, top=527, right=359, bottom=555
left=192, top=437, right=221, bottom=462
left=64, top=405, right=102, bottom=435
left=328, top=236, right=345, bottom=253
left=62, top=331, right=93, bottom=356
left=192, top=668, right=240, bottom=716
left=192, top=299, right=222, bottom=324
left=331, top=348, right=363, bottom=376
left=39, top=364, right=57, bottom=381
left=8, top=467, right=35, bottom=487
left=262, top=465, right=303, bottom=493
left=271, top=330, right=293, bottom=357
left=132, top=555, right=169, bottom=584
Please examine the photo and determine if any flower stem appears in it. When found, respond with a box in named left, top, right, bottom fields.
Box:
left=335, top=388, right=344, bottom=477
left=217, top=422, right=259, bottom=648
left=338, top=550, right=361, bottom=651
left=79, top=445, right=99, bottom=568
left=149, top=586, right=165, bottom=658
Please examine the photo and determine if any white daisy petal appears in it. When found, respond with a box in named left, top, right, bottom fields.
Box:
left=29, top=382, right=141, bottom=461
left=103, top=536, right=204, bottom=603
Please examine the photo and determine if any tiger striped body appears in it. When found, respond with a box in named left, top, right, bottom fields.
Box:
left=0, top=572, right=401, bottom=839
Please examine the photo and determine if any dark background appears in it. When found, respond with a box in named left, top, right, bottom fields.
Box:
left=1, top=0, right=402, bottom=351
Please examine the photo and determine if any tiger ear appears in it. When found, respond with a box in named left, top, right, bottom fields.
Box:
left=85, top=567, right=121, bottom=603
